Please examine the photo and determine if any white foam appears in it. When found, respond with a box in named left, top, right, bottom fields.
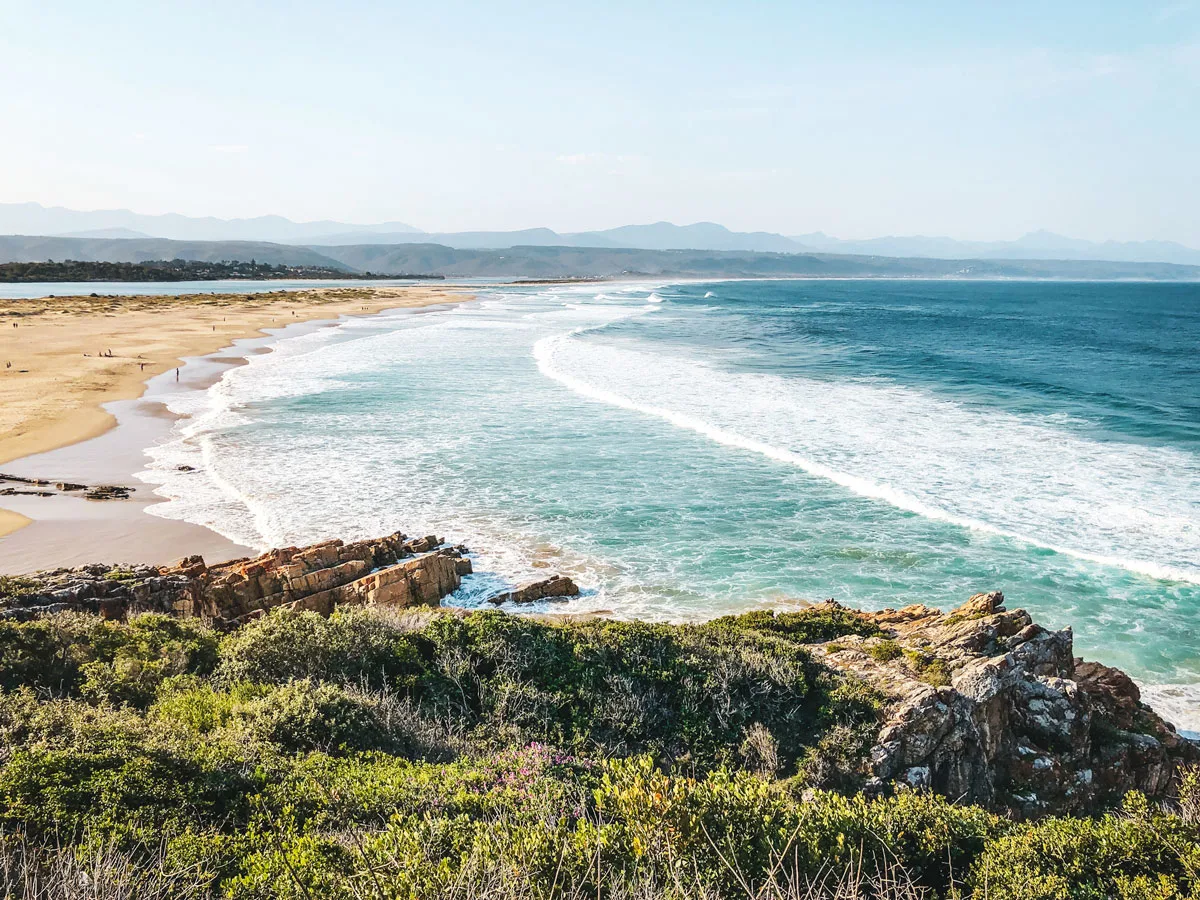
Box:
left=533, top=330, right=1200, bottom=586
left=1141, top=684, right=1200, bottom=736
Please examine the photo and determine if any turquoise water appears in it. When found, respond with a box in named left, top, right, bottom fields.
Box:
left=142, top=280, right=1200, bottom=729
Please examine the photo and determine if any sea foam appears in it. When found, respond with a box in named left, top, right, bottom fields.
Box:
left=533, top=326, right=1200, bottom=586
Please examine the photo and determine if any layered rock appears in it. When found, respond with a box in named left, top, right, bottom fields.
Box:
left=487, top=574, right=580, bottom=605
left=0, top=532, right=472, bottom=627
left=814, top=591, right=1198, bottom=817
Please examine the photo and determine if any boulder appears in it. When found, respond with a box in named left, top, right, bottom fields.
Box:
left=487, top=574, right=580, bottom=605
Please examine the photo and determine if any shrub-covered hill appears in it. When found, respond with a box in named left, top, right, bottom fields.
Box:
left=0, top=604, right=1197, bottom=898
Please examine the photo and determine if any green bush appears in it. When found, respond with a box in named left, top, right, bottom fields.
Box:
left=868, top=638, right=903, bottom=662
left=229, top=680, right=389, bottom=754
left=0, top=574, right=40, bottom=601
left=0, top=606, right=1193, bottom=898
left=0, top=743, right=254, bottom=839
left=150, top=677, right=269, bottom=733
left=215, top=606, right=425, bottom=688
left=0, top=612, right=217, bottom=704
left=711, top=606, right=883, bottom=643
left=967, top=795, right=1200, bottom=899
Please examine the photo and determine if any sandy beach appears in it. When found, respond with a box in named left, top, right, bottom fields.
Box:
left=0, top=284, right=467, bottom=562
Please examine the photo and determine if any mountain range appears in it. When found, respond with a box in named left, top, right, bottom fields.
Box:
left=3, top=203, right=1200, bottom=266
left=2, top=234, right=1197, bottom=282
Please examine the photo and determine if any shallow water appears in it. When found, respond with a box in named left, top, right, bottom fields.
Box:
left=140, top=280, right=1200, bottom=730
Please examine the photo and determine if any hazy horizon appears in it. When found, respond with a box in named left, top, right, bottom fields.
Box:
left=1, top=1, right=1198, bottom=245
left=6, top=199, right=1200, bottom=250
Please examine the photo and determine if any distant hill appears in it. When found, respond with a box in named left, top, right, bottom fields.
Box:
left=5, top=204, right=1199, bottom=264
left=306, top=222, right=804, bottom=252
left=314, top=242, right=1200, bottom=281
left=0, top=203, right=420, bottom=244
left=573, top=222, right=802, bottom=252
left=0, top=235, right=351, bottom=269
left=791, top=230, right=1200, bottom=267
left=2, top=234, right=1197, bottom=281
left=0, top=259, right=434, bottom=283
left=58, top=227, right=153, bottom=240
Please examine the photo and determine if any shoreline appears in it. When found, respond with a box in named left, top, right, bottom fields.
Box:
left=0, top=285, right=471, bottom=564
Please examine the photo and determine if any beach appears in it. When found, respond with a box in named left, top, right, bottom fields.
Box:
left=0, top=284, right=467, bottom=563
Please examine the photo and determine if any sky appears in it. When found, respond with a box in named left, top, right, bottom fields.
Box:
left=1, top=1, right=1198, bottom=244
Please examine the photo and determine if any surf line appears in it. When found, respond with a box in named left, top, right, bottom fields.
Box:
left=532, top=329, right=1197, bottom=587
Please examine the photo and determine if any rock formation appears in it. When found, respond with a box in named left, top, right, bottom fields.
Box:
left=0, top=472, right=133, bottom=501
left=814, top=591, right=1198, bottom=817
left=487, top=574, right=580, bottom=605
left=0, top=532, right=471, bottom=627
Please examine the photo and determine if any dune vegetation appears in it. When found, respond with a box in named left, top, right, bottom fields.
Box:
left=0, top=605, right=1196, bottom=899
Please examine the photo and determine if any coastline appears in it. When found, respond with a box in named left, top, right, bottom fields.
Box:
left=0, top=285, right=464, bottom=473
left=0, top=285, right=471, bottom=565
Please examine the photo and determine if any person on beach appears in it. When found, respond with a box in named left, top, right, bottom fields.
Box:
left=176, top=367, right=180, bottom=381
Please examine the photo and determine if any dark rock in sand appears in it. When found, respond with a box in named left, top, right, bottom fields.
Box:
left=84, top=485, right=133, bottom=500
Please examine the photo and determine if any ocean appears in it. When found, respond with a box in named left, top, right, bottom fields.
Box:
left=140, top=279, right=1200, bottom=730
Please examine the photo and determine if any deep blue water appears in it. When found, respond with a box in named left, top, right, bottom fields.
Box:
left=143, top=279, right=1200, bottom=729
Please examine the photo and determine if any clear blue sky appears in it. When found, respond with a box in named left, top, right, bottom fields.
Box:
left=2, top=0, right=1198, bottom=243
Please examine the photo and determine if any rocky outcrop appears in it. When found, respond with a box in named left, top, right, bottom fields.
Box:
left=487, top=574, right=580, bottom=605
left=0, top=472, right=133, bottom=501
left=0, top=532, right=472, bottom=627
left=814, top=591, right=1198, bottom=817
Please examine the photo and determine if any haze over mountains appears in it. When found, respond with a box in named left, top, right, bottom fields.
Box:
left=3, top=202, right=1200, bottom=267
left=2, top=234, right=1198, bottom=283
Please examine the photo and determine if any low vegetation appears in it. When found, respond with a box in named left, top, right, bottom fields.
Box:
left=0, top=605, right=1195, bottom=898
left=0, top=259, right=442, bottom=282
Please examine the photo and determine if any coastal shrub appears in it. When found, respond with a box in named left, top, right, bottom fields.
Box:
left=412, top=611, right=850, bottom=771
left=967, top=796, right=1200, bottom=899
left=79, top=614, right=220, bottom=706
left=0, top=607, right=1195, bottom=897
left=150, top=677, right=269, bottom=733
left=0, top=743, right=254, bottom=839
left=213, top=607, right=879, bottom=774
left=229, top=679, right=390, bottom=754
left=712, top=606, right=883, bottom=643
left=903, top=648, right=953, bottom=687
left=215, top=606, right=424, bottom=688
left=0, top=688, right=152, bottom=755
left=0, top=612, right=217, bottom=702
left=225, top=758, right=1007, bottom=898
left=0, top=612, right=114, bottom=694
left=868, top=638, right=904, bottom=662
left=1179, top=764, right=1200, bottom=824
left=0, top=574, right=40, bottom=601
left=0, top=831, right=219, bottom=900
